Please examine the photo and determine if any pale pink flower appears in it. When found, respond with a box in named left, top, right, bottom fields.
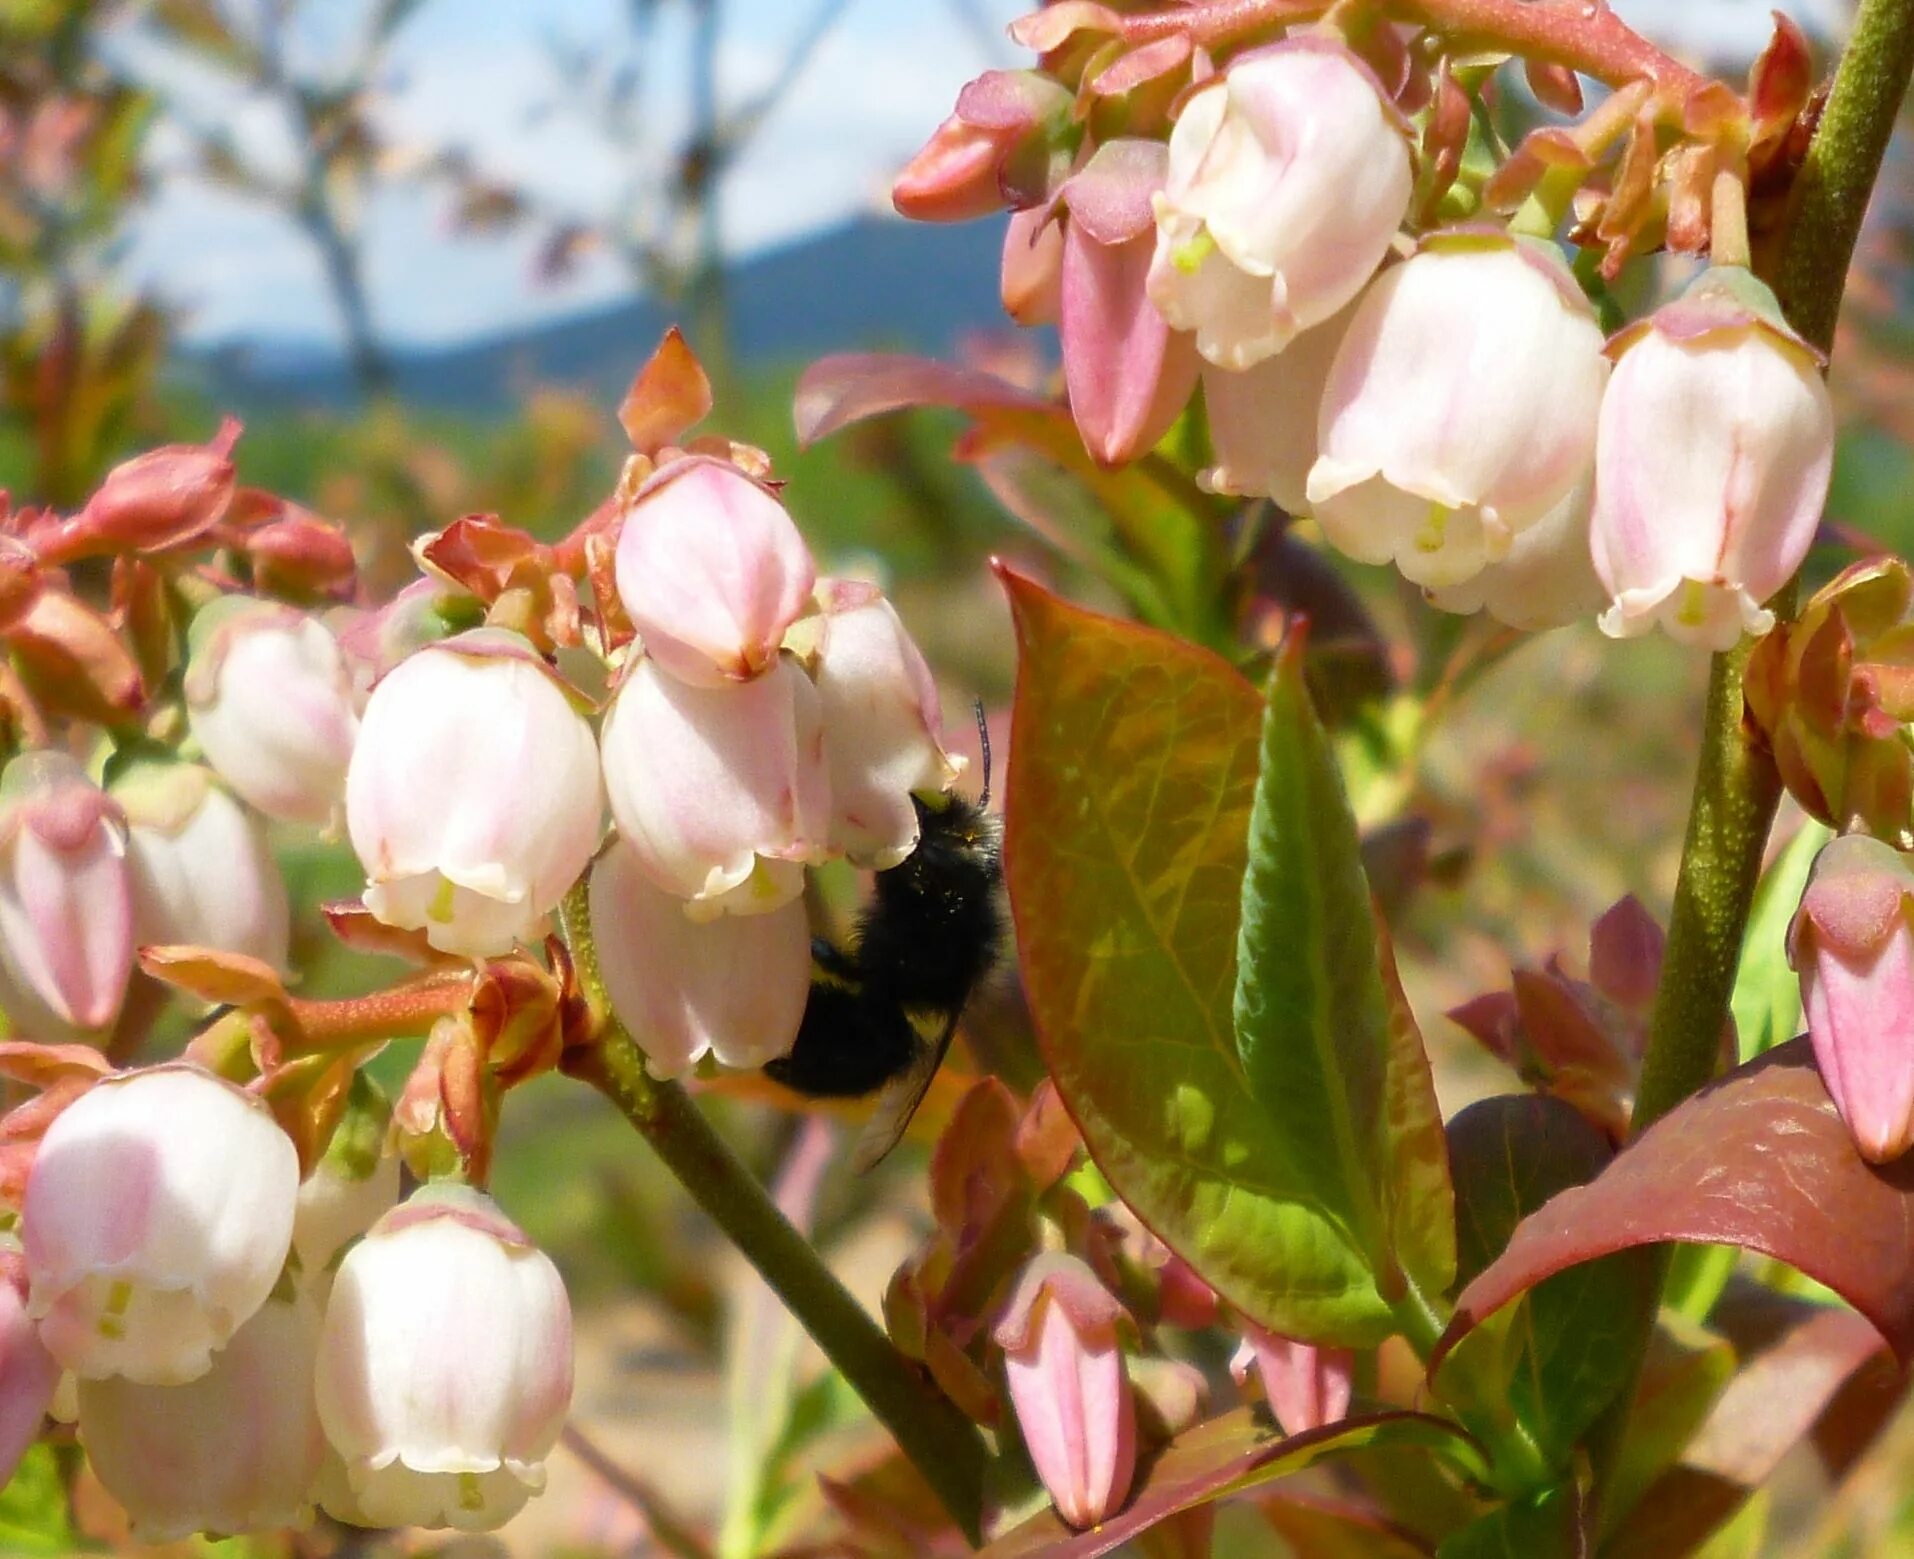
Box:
left=614, top=457, right=816, bottom=688
left=994, top=1253, right=1136, bottom=1529
left=1201, top=303, right=1356, bottom=514
left=24, top=1065, right=298, bottom=1384
left=1592, top=272, right=1834, bottom=650
left=77, top=1291, right=325, bottom=1541
left=589, top=839, right=811, bottom=1076
left=599, top=654, right=831, bottom=917
left=810, top=581, right=964, bottom=868
left=1308, top=235, right=1608, bottom=591
left=0, top=1241, right=58, bottom=1487
left=1790, top=835, right=1914, bottom=1163
left=346, top=628, right=603, bottom=958
left=185, top=598, right=359, bottom=826
left=113, top=760, right=290, bottom=975
left=0, top=752, right=132, bottom=1037
left=1059, top=139, right=1201, bottom=466
left=315, top=1185, right=573, bottom=1532
left=1230, top=1325, right=1354, bottom=1436
left=1148, top=39, right=1412, bottom=369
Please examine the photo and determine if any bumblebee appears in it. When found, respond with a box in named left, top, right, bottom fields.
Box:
left=765, top=716, right=1004, bottom=1171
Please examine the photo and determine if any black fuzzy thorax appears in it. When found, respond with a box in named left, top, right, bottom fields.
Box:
left=763, top=794, right=1004, bottom=1100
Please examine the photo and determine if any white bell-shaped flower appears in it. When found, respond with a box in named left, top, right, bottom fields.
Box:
left=810, top=581, right=964, bottom=868
left=77, top=1290, right=325, bottom=1541
left=1147, top=38, right=1411, bottom=370
left=113, top=760, right=290, bottom=974
left=185, top=598, right=359, bottom=826
left=1592, top=271, right=1834, bottom=650
left=1307, top=235, right=1608, bottom=591
left=589, top=837, right=811, bottom=1077
left=314, top=1184, right=573, bottom=1532
left=23, top=1065, right=298, bottom=1384
left=599, top=654, right=831, bottom=918
left=346, top=628, right=604, bottom=958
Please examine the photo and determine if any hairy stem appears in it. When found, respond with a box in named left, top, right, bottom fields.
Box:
left=557, top=884, right=988, bottom=1544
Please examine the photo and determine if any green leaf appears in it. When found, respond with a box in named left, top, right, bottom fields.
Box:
left=0, top=1444, right=73, bottom=1554
left=1002, top=574, right=1403, bottom=1343
left=1236, top=633, right=1453, bottom=1306
left=1435, top=1487, right=1579, bottom=1559
left=1663, top=1242, right=1739, bottom=1324
left=1601, top=1318, right=1736, bottom=1534
left=1731, top=820, right=1826, bottom=1062
left=1443, top=1096, right=1655, bottom=1471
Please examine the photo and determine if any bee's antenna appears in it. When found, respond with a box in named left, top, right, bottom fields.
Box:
left=973, top=698, right=992, bottom=811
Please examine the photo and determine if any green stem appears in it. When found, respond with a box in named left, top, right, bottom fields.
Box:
left=557, top=885, right=988, bottom=1545
left=1585, top=0, right=1914, bottom=1539
left=1773, top=0, right=1914, bottom=358
left=1633, top=636, right=1783, bottom=1130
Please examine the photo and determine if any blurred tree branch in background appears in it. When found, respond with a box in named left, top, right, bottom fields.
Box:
left=119, top=0, right=427, bottom=397
left=0, top=0, right=165, bottom=505
left=430, top=0, right=855, bottom=382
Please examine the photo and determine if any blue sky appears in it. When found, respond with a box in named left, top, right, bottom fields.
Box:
left=113, top=0, right=1848, bottom=351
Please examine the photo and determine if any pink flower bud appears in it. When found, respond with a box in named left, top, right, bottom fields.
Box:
left=893, top=71, right=1074, bottom=222
left=35, top=427, right=236, bottom=563
left=1426, top=471, right=1604, bottom=631
left=185, top=598, right=360, bottom=826
left=112, top=761, right=290, bottom=976
left=76, top=1291, right=325, bottom=1541
left=994, top=1253, right=1137, bottom=1529
left=1230, top=1326, right=1354, bottom=1436
left=1059, top=140, right=1201, bottom=467
left=346, top=629, right=604, bottom=958
left=1147, top=40, right=1413, bottom=369
left=0, top=1241, right=58, bottom=1487
left=1308, top=235, right=1608, bottom=590
left=613, top=457, right=817, bottom=688
left=23, top=1065, right=299, bottom=1384
left=1200, top=303, right=1355, bottom=514
left=588, top=839, right=810, bottom=1076
left=810, top=582, right=964, bottom=868
left=315, top=1184, right=573, bottom=1532
left=1002, top=205, right=1064, bottom=326
left=1789, top=835, right=1914, bottom=1163
left=599, top=655, right=830, bottom=917
left=0, top=751, right=132, bottom=1036
left=1592, top=271, right=1834, bottom=651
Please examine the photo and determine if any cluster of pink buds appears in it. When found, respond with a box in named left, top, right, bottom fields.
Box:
left=896, top=12, right=1834, bottom=646
left=3, top=1064, right=571, bottom=1537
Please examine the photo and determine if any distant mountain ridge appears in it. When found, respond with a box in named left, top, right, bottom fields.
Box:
left=184, top=215, right=1013, bottom=413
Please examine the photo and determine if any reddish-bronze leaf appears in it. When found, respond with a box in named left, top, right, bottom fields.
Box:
left=979, top=1409, right=1480, bottom=1559
left=1438, top=1041, right=1914, bottom=1367
left=793, top=353, right=1052, bottom=450
left=1603, top=1288, right=1894, bottom=1556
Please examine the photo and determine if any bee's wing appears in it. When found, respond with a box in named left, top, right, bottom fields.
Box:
left=850, top=1007, right=961, bottom=1175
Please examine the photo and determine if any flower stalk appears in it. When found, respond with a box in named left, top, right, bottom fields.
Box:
left=556, top=881, right=988, bottom=1545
